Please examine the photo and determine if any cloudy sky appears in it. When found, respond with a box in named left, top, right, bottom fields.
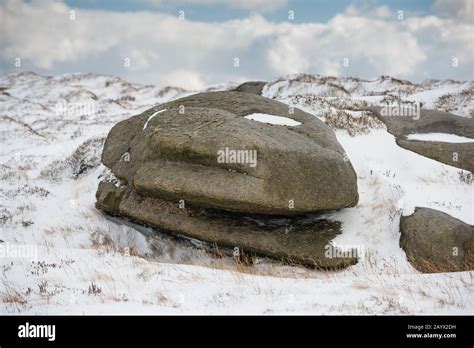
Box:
left=1, top=0, right=472, bottom=89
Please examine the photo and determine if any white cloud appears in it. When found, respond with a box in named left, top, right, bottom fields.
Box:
left=146, top=0, right=288, bottom=12
left=162, top=69, right=205, bottom=90
left=267, top=15, right=428, bottom=77
left=433, top=0, right=474, bottom=21
left=1, top=0, right=473, bottom=88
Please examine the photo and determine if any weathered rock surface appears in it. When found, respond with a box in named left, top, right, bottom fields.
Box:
left=367, top=106, right=474, bottom=172
left=96, top=91, right=360, bottom=268
left=396, top=140, right=474, bottom=172
left=400, top=207, right=473, bottom=273
left=233, top=81, right=266, bottom=95
left=96, top=181, right=358, bottom=268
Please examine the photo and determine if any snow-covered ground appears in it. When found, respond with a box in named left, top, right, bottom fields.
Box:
left=0, top=72, right=472, bottom=314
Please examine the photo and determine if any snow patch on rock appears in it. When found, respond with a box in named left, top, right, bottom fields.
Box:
left=406, top=133, right=474, bottom=143
left=143, top=109, right=167, bottom=130
left=244, top=113, right=301, bottom=126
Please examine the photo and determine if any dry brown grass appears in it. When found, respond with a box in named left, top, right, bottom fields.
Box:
left=88, top=282, right=102, bottom=295
left=1, top=286, right=27, bottom=305
left=324, top=110, right=384, bottom=136
left=436, top=88, right=474, bottom=116
left=408, top=255, right=474, bottom=274
left=0, top=279, right=28, bottom=313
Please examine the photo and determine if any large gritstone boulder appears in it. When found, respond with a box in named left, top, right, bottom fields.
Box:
left=96, top=91, right=359, bottom=268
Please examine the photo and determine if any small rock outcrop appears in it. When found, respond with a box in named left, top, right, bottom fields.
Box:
left=400, top=207, right=473, bottom=273
left=232, top=81, right=266, bottom=95
left=367, top=106, right=474, bottom=172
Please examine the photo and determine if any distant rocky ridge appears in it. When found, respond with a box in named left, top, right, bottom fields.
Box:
left=232, top=81, right=266, bottom=95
